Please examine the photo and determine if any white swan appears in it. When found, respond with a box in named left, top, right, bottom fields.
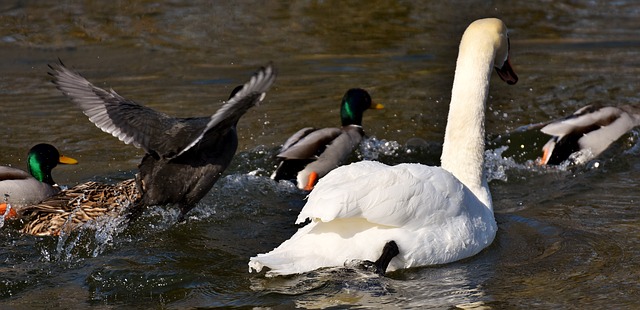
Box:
left=249, top=18, right=518, bottom=277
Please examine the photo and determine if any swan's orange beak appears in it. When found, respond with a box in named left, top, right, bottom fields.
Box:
left=303, top=171, right=319, bottom=191
left=0, top=203, right=17, bottom=220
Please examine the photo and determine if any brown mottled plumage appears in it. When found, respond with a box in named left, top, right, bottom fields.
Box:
left=17, top=179, right=139, bottom=236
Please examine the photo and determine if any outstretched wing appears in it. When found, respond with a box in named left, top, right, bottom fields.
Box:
left=175, top=64, right=277, bottom=157
left=49, top=61, right=176, bottom=155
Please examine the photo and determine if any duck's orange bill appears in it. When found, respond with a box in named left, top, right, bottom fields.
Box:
left=370, top=102, right=384, bottom=110
left=0, top=203, right=17, bottom=220
left=303, top=171, right=319, bottom=191
left=59, top=155, right=78, bottom=165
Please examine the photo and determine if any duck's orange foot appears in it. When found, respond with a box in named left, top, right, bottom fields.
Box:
left=0, top=203, right=18, bottom=220
left=303, top=171, right=319, bottom=191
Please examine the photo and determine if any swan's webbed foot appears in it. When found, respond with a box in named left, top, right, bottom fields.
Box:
left=358, top=240, right=399, bottom=276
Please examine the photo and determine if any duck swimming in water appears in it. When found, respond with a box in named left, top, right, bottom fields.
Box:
left=270, top=88, right=383, bottom=190
left=49, top=62, right=277, bottom=219
left=12, top=179, right=139, bottom=236
left=0, top=143, right=77, bottom=217
left=249, top=18, right=517, bottom=276
left=539, top=104, right=640, bottom=165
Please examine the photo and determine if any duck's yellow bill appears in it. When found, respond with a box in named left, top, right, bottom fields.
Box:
left=59, top=155, right=78, bottom=165
left=371, top=102, right=384, bottom=110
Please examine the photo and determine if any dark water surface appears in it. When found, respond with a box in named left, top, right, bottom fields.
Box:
left=1, top=1, right=639, bottom=308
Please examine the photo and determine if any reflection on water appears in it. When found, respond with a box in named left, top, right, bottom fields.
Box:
left=1, top=0, right=640, bottom=308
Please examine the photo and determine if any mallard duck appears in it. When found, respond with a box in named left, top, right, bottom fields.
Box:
left=49, top=62, right=277, bottom=219
left=539, top=104, right=640, bottom=165
left=249, top=18, right=517, bottom=276
left=0, top=143, right=77, bottom=217
left=270, top=88, right=383, bottom=190
left=16, top=179, right=139, bottom=236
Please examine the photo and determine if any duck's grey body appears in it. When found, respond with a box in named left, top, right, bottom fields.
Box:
left=0, top=166, right=58, bottom=206
left=272, top=125, right=364, bottom=189
left=271, top=88, right=379, bottom=190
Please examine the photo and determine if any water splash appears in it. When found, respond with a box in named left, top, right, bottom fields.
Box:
left=484, top=146, right=520, bottom=182
left=250, top=265, right=394, bottom=305
left=0, top=203, right=11, bottom=229
left=359, top=137, right=402, bottom=161
left=90, top=212, right=130, bottom=257
left=45, top=199, right=133, bottom=261
left=483, top=146, right=573, bottom=183
left=136, top=205, right=182, bottom=231
left=623, top=129, right=640, bottom=155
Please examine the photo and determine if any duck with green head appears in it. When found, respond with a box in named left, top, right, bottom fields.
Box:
left=271, top=88, right=383, bottom=190
left=10, top=81, right=261, bottom=236
left=0, top=143, right=77, bottom=217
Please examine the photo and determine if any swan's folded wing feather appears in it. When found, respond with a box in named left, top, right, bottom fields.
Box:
left=296, top=162, right=466, bottom=229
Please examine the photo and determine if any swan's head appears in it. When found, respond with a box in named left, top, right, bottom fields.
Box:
left=464, top=18, right=518, bottom=85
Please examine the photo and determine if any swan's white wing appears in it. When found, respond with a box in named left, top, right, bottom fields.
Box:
left=296, top=161, right=468, bottom=229
left=252, top=161, right=492, bottom=276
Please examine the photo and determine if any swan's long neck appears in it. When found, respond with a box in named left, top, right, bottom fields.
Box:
left=440, top=35, right=496, bottom=207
